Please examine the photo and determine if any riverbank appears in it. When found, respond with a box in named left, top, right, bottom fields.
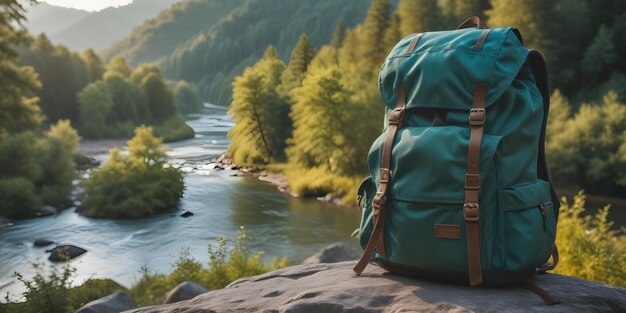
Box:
left=210, top=152, right=350, bottom=207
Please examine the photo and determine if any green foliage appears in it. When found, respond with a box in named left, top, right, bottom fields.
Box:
left=105, top=0, right=371, bottom=105
left=555, top=192, right=626, bottom=287
left=129, top=227, right=288, bottom=306
left=140, top=73, right=177, bottom=122
left=582, top=25, right=618, bottom=84
left=1, top=263, right=128, bottom=313
left=152, top=116, right=196, bottom=143
left=105, top=56, right=132, bottom=79
left=227, top=46, right=289, bottom=165
left=81, top=49, right=105, bottom=83
left=81, top=126, right=185, bottom=218
left=0, top=119, right=78, bottom=217
left=174, top=81, right=203, bottom=114
left=547, top=91, right=626, bottom=195
left=398, top=0, right=441, bottom=36
left=78, top=81, right=114, bottom=139
left=277, top=33, right=316, bottom=100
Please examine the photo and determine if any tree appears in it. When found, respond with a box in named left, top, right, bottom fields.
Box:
left=359, top=0, right=391, bottom=65
left=78, top=81, right=114, bottom=138
left=441, top=0, right=489, bottom=25
left=582, top=25, right=618, bottom=84
left=486, top=0, right=558, bottom=62
left=0, top=0, right=42, bottom=136
left=104, top=73, right=138, bottom=122
left=127, top=125, right=169, bottom=167
left=227, top=46, right=288, bottom=165
left=140, top=72, right=177, bottom=122
left=174, top=81, right=204, bottom=114
left=105, top=56, right=133, bottom=78
left=287, top=67, right=352, bottom=174
left=81, top=49, right=104, bottom=83
left=331, top=20, right=346, bottom=48
left=398, top=0, right=441, bottom=36
left=278, top=33, right=316, bottom=100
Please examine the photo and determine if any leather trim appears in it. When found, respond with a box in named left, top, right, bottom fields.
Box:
left=472, top=29, right=492, bottom=51
left=464, top=84, right=486, bottom=286
left=354, top=86, right=406, bottom=275
left=406, top=33, right=425, bottom=54
left=434, top=224, right=461, bottom=239
left=457, top=16, right=486, bottom=29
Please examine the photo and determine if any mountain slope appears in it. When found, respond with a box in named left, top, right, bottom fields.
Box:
left=105, top=0, right=372, bottom=105
left=23, top=2, right=90, bottom=36
left=26, top=0, right=180, bottom=51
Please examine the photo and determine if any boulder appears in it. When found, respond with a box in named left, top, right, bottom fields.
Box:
left=75, top=291, right=137, bottom=313
left=47, top=245, right=87, bottom=262
left=180, top=211, right=194, bottom=218
left=0, top=216, right=12, bottom=229
left=126, top=261, right=626, bottom=313
left=164, top=281, right=209, bottom=304
left=34, top=239, right=55, bottom=247
left=36, top=205, right=58, bottom=217
left=302, top=243, right=359, bottom=264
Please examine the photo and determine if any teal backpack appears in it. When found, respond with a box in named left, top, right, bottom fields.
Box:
left=355, top=17, right=560, bottom=292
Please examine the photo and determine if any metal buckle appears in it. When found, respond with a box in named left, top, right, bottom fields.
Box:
left=463, top=203, right=479, bottom=221
left=469, top=108, right=486, bottom=126
left=379, top=169, right=391, bottom=183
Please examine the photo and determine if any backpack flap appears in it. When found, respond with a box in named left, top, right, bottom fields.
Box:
left=379, top=27, right=527, bottom=111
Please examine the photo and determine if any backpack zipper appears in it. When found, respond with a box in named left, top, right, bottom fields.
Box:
left=539, top=203, right=548, bottom=232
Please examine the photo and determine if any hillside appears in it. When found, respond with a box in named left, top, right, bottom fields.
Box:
left=23, top=2, right=89, bottom=35
left=25, top=0, right=180, bottom=51
left=103, top=0, right=373, bottom=105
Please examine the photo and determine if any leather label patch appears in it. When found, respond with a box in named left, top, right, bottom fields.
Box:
left=434, top=224, right=461, bottom=240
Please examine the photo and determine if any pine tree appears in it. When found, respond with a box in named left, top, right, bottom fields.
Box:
left=359, top=0, right=391, bottom=65
left=486, top=0, right=558, bottom=61
left=0, top=0, right=43, bottom=136
left=81, top=49, right=104, bottom=83
left=227, top=46, right=288, bottom=165
left=140, top=72, right=177, bottom=122
left=398, top=0, right=441, bottom=36
left=441, top=0, right=489, bottom=25
left=278, top=33, right=316, bottom=100
left=582, top=25, right=618, bottom=84
left=78, top=81, right=114, bottom=138
left=383, top=13, right=402, bottom=52
left=331, top=20, right=346, bottom=48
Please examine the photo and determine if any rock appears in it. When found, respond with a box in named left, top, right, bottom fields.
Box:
left=47, top=245, right=87, bottom=262
left=34, top=239, right=54, bottom=247
left=302, top=243, right=359, bottom=265
left=75, top=291, right=137, bottom=313
left=164, top=281, right=209, bottom=304
left=126, top=262, right=625, bottom=313
left=0, top=216, right=13, bottom=229
left=180, top=211, right=194, bottom=218
left=36, top=205, right=58, bottom=217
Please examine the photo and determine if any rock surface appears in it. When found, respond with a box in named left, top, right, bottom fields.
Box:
left=302, top=243, right=359, bottom=264
left=47, top=244, right=87, bottom=261
left=75, top=291, right=137, bottom=313
left=34, top=239, right=55, bottom=247
left=126, top=262, right=625, bottom=313
left=0, top=216, right=12, bottom=229
left=164, top=281, right=209, bottom=304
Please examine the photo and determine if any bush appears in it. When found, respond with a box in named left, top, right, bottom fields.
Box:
left=286, top=166, right=362, bottom=203
left=1, top=263, right=126, bottom=313
left=152, top=116, right=195, bottom=143
left=554, top=191, right=626, bottom=287
left=81, top=126, right=185, bottom=218
left=129, top=227, right=288, bottom=306
left=0, top=177, right=40, bottom=217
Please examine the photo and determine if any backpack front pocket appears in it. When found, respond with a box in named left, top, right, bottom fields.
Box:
left=498, top=180, right=556, bottom=271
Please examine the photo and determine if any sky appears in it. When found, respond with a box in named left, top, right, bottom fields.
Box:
left=42, top=0, right=134, bottom=12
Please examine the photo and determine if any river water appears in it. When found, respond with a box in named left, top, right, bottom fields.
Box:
left=0, top=106, right=361, bottom=298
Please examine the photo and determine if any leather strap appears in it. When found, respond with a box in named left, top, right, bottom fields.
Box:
left=464, top=84, right=486, bottom=286
left=519, top=281, right=561, bottom=305
left=472, top=29, right=492, bottom=51
left=457, top=16, right=486, bottom=29
left=354, top=86, right=406, bottom=275
left=406, top=33, right=424, bottom=54
left=538, top=245, right=559, bottom=272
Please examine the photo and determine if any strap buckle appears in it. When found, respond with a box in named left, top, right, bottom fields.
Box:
left=388, top=106, right=405, bottom=126
left=469, top=108, right=485, bottom=126
left=372, top=192, right=387, bottom=215
left=463, top=203, right=479, bottom=222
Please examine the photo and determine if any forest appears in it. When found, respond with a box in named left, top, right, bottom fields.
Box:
left=228, top=0, right=626, bottom=200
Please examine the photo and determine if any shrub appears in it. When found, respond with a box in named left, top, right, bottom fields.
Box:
left=554, top=191, right=626, bottom=287
left=0, top=177, right=40, bottom=218
left=285, top=166, right=363, bottom=203
left=81, top=126, right=185, bottom=218
left=152, top=116, right=195, bottom=142
left=129, top=227, right=288, bottom=306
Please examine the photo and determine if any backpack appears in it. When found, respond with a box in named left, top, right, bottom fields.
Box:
left=355, top=16, right=560, bottom=290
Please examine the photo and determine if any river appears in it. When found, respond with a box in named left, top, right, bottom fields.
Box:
left=0, top=106, right=361, bottom=299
